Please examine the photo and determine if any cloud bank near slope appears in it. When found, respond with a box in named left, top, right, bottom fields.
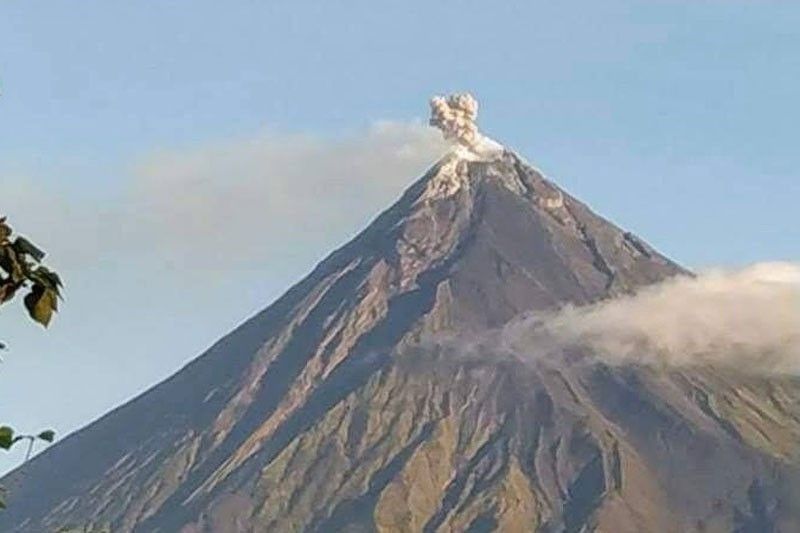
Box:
left=1, top=121, right=446, bottom=271
left=131, top=121, right=446, bottom=267
left=133, top=122, right=444, bottom=266
left=500, top=262, right=800, bottom=374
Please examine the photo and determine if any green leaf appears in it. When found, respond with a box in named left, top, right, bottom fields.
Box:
left=35, top=266, right=63, bottom=289
left=0, top=426, right=14, bottom=450
left=0, top=248, right=13, bottom=278
left=37, top=430, right=55, bottom=443
left=24, top=285, right=57, bottom=327
left=12, top=236, right=45, bottom=263
left=4, top=246, right=26, bottom=283
left=0, top=218, right=11, bottom=243
left=28, top=267, right=63, bottom=298
left=0, top=280, right=21, bottom=304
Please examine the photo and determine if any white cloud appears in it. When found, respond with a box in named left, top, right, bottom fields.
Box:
left=503, top=263, right=800, bottom=374
left=5, top=126, right=797, bottom=379
left=129, top=121, right=446, bottom=267
left=2, top=121, right=446, bottom=272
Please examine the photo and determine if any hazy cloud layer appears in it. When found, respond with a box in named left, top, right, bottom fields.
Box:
left=503, top=262, right=800, bottom=374
left=2, top=121, right=445, bottom=271
left=130, top=122, right=446, bottom=266
left=4, top=126, right=797, bottom=377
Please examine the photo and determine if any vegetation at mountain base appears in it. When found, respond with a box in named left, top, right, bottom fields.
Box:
left=0, top=216, right=62, bottom=507
left=0, top=216, right=63, bottom=329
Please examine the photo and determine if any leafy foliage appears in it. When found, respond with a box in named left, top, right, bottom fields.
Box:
left=0, top=426, right=55, bottom=451
left=0, top=216, right=63, bottom=327
left=0, top=426, right=13, bottom=450
left=37, top=429, right=55, bottom=443
left=0, top=426, right=58, bottom=509
left=0, top=216, right=63, bottom=510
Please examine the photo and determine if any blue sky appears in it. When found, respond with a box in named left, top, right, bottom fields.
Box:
left=0, top=1, right=798, bottom=471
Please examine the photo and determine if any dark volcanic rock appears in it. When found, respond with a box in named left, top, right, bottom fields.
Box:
left=2, top=151, right=798, bottom=533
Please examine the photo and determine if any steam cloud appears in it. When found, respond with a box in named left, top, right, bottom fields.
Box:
left=503, top=262, right=800, bottom=374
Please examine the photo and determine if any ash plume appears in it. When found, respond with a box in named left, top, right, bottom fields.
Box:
left=428, top=93, right=505, bottom=160
left=429, top=93, right=480, bottom=149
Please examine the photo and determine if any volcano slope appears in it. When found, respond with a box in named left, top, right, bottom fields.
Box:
left=2, top=150, right=799, bottom=533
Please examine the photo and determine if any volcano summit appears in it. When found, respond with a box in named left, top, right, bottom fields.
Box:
left=2, top=95, right=799, bottom=533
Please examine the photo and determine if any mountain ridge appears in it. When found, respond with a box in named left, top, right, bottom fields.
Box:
left=2, top=146, right=799, bottom=533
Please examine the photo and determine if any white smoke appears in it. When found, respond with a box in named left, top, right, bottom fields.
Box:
left=503, top=262, right=800, bottom=374
left=429, top=93, right=503, bottom=158
left=429, top=93, right=480, bottom=148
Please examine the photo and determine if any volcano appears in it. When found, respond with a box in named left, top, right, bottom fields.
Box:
left=2, top=99, right=799, bottom=533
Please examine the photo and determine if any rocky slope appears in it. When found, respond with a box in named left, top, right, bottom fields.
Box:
left=2, top=149, right=799, bottom=532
